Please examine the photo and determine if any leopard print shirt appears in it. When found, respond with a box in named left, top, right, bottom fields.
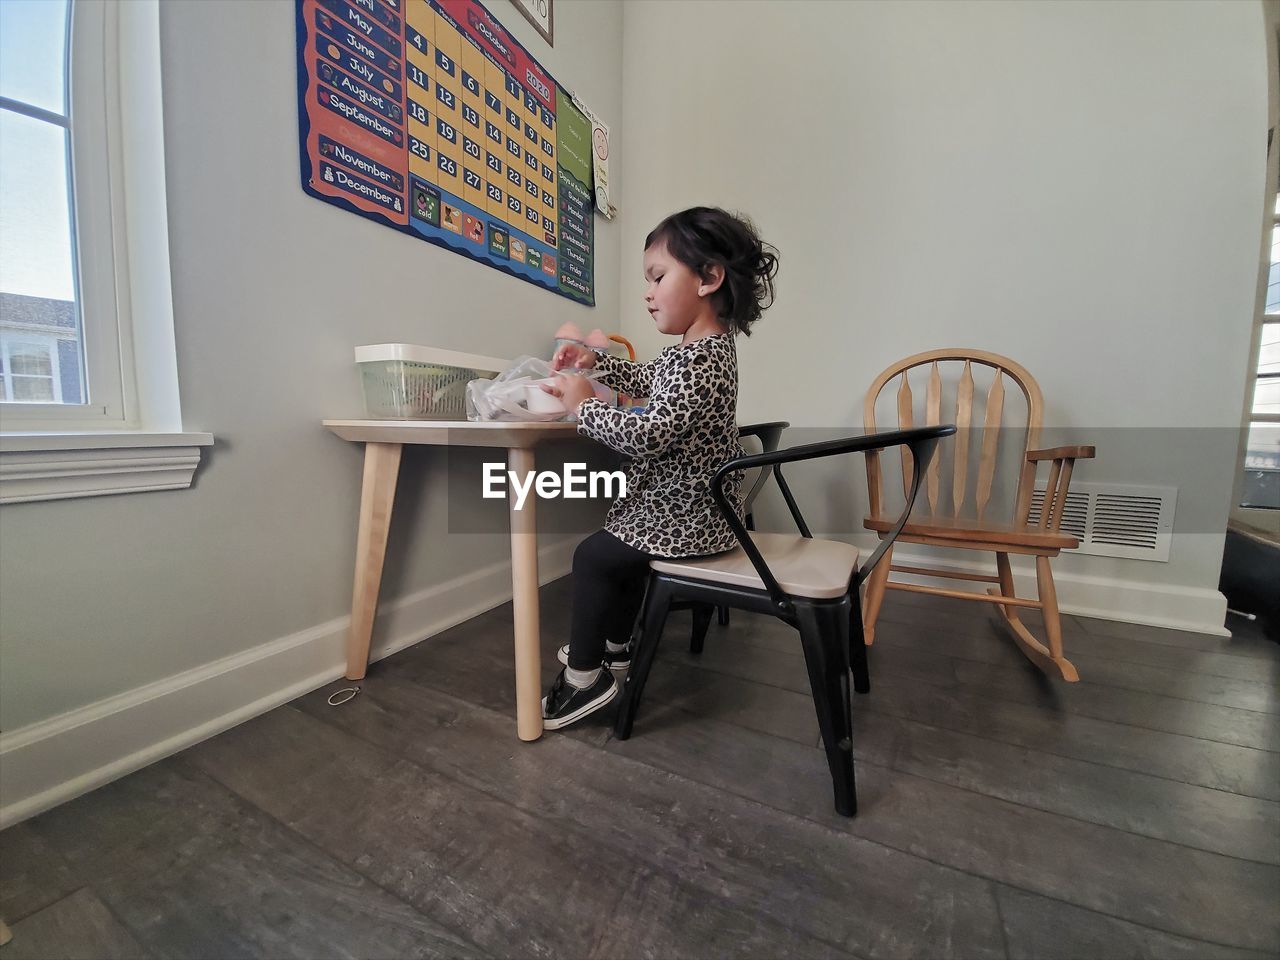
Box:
left=576, top=333, right=745, bottom=558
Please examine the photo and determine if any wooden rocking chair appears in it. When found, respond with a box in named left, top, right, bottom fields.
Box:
left=861, top=349, right=1095, bottom=681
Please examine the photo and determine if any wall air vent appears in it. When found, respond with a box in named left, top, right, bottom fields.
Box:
left=1028, top=482, right=1176, bottom=562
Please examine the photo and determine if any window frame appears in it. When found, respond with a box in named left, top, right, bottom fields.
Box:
left=1230, top=7, right=1280, bottom=535
left=0, top=0, right=211, bottom=504
left=0, top=0, right=130, bottom=429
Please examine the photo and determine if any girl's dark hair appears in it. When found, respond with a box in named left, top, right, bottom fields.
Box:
left=644, top=207, right=779, bottom=336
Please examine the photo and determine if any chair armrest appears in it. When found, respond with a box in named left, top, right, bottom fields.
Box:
left=710, top=425, right=955, bottom=612
left=1024, top=445, right=1095, bottom=532
left=1027, top=445, right=1095, bottom=462
left=738, top=421, right=789, bottom=445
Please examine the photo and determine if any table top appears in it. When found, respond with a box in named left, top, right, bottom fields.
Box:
left=323, top=419, right=584, bottom=449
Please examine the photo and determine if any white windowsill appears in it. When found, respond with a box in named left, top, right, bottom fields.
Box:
left=0, top=432, right=214, bottom=504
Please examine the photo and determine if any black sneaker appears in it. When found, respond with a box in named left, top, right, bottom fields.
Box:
left=542, top=668, right=618, bottom=731
left=557, top=643, right=632, bottom=671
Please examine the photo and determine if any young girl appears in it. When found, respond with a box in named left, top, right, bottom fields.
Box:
left=539, top=206, right=779, bottom=730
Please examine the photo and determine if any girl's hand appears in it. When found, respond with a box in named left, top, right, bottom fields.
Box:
left=542, top=372, right=595, bottom=412
left=551, top=342, right=598, bottom=371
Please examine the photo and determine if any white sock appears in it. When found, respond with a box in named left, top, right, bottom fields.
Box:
left=565, top=666, right=602, bottom=689
left=605, top=639, right=629, bottom=653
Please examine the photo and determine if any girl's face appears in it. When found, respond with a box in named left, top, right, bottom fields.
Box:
left=643, top=242, right=714, bottom=337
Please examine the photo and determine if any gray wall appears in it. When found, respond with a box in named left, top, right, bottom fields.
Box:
left=616, top=0, right=1266, bottom=601
left=0, top=0, right=623, bottom=731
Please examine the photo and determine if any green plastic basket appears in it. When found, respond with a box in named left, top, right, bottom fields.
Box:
left=355, top=344, right=507, bottom=420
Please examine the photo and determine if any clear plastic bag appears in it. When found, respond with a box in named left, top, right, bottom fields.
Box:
left=466, top=356, right=578, bottom=421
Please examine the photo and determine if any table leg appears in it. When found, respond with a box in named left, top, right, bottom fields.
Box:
left=346, top=441, right=403, bottom=680
left=508, top=446, right=544, bottom=741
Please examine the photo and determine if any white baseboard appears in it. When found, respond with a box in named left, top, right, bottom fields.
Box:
left=848, top=535, right=1230, bottom=637
left=0, top=537, right=580, bottom=829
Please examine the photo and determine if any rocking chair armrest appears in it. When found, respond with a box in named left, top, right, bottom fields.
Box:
left=1025, top=444, right=1094, bottom=533
left=709, top=425, right=956, bottom=612
left=1026, top=445, right=1096, bottom=462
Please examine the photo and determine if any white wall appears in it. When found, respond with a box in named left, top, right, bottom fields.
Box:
left=0, top=0, right=623, bottom=817
left=618, top=0, right=1267, bottom=630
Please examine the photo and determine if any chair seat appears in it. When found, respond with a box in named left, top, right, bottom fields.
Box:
left=863, top=514, right=1079, bottom=550
left=650, top=532, right=860, bottom=599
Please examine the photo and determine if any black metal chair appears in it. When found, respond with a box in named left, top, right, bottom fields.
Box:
left=614, top=424, right=955, bottom=817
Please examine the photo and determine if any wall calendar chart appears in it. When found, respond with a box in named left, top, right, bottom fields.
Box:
left=296, top=0, right=595, bottom=305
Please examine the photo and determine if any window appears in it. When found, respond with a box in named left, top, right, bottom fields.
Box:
left=1239, top=225, right=1279, bottom=509
left=1234, top=17, right=1280, bottom=524
left=0, top=1, right=210, bottom=503
left=0, top=0, right=117, bottom=426
left=1, top=335, right=65, bottom=403
left=1248, top=208, right=1280, bottom=499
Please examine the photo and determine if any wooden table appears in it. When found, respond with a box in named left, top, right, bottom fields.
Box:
left=323, top=419, right=587, bottom=741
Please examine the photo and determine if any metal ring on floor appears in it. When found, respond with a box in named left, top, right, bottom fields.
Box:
left=327, top=686, right=360, bottom=706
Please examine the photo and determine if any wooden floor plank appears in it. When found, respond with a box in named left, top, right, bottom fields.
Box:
left=881, top=589, right=1279, bottom=661
left=992, top=884, right=1272, bottom=960
left=878, top=606, right=1280, bottom=684
left=0, top=823, right=81, bottom=926
left=21, top=761, right=486, bottom=960
left=877, top=605, right=1280, bottom=712
left=1076, top=611, right=1279, bottom=658
left=587, top=868, right=859, bottom=960
left=0, top=888, right=147, bottom=960
left=1055, top=630, right=1279, bottom=684
left=872, top=669, right=1280, bottom=802
left=947, top=656, right=1280, bottom=751
left=1045, top=656, right=1276, bottom=714
left=853, top=708, right=1279, bottom=865
left=840, top=616, right=1280, bottom=752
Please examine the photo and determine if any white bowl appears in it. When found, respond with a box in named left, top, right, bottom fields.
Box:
left=522, top=383, right=565, bottom=414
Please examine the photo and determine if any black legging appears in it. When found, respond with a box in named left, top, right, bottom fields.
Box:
left=567, top=530, right=655, bottom=670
